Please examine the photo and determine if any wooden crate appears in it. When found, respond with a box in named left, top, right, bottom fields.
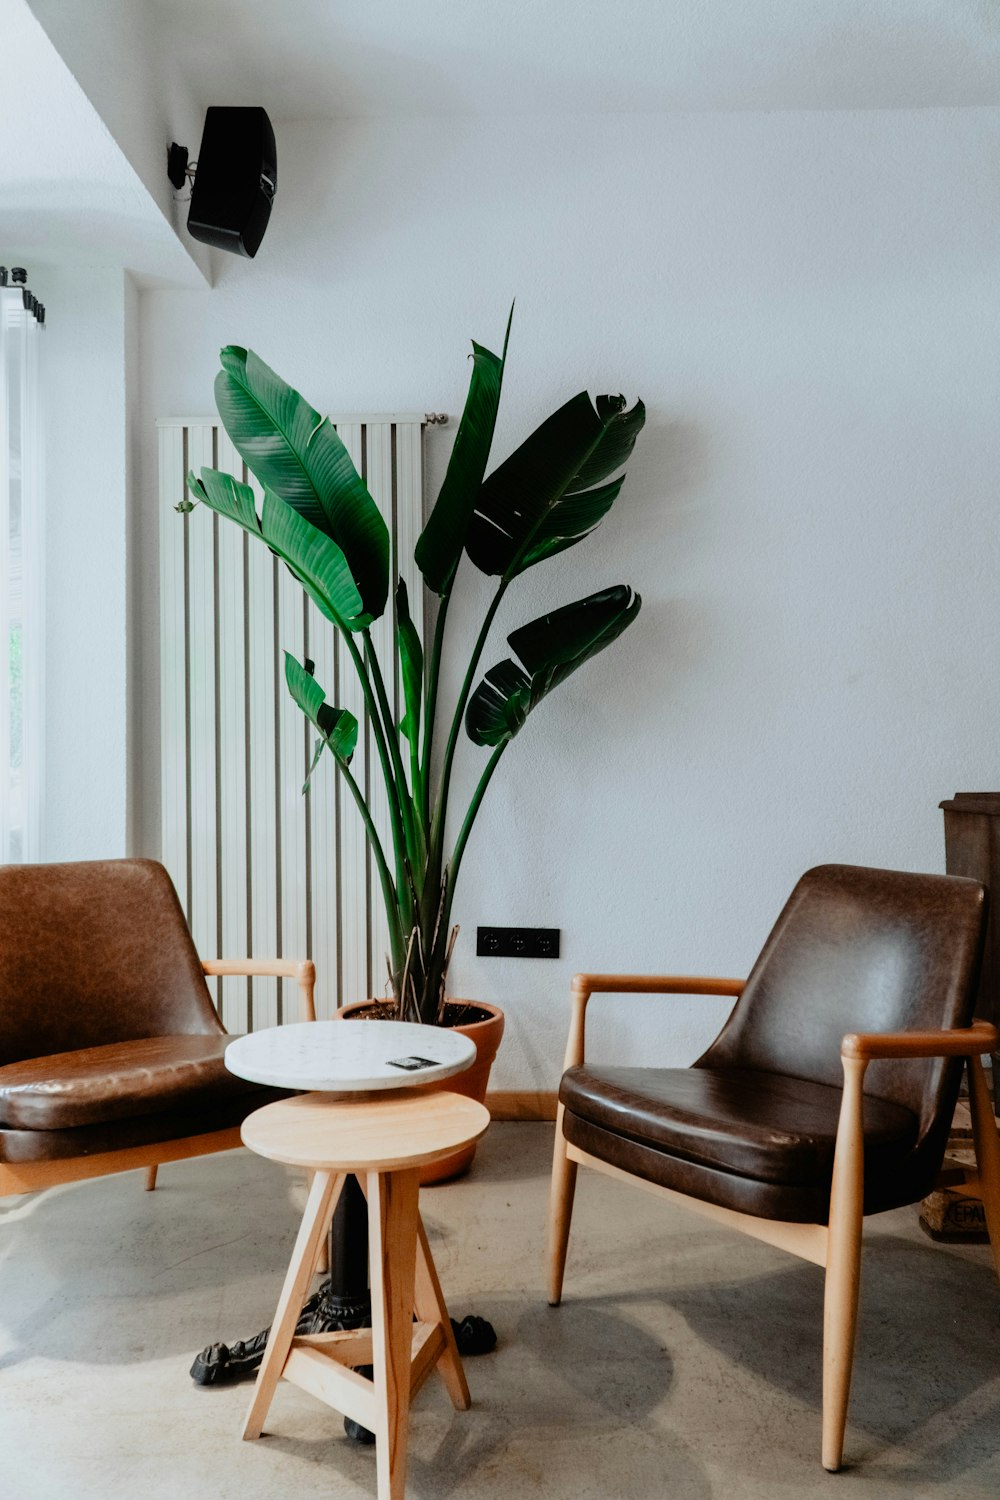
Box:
left=920, top=1102, right=991, bottom=1242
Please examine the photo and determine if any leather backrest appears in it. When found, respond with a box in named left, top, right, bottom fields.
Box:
left=0, top=859, right=223, bottom=1064
left=700, top=864, right=986, bottom=1141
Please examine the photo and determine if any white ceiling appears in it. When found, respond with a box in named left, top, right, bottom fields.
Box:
left=6, top=0, right=996, bottom=278
left=148, top=0, right=1000, bottom=117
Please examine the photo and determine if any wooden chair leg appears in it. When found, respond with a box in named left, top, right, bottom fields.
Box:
left=821, top=1054, right=866, bottom=1472
left=968, top=1054, right=1000, bottom=1282
left=547, top=1103, right=578, bottom=1305
left=415, top=1213, right=471, bottom=1410
left=242, top=1170, right=345, bottom=1441
left=144, top=1165, right=158, bottom=1192
left=368, top=1168, right=420, bottom=1500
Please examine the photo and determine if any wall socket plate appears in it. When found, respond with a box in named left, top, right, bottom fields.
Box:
left=476, top=926, right=560, bottom=959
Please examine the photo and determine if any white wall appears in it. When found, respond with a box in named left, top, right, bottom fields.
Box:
left=138, top=107, right=1000, bottom=1087
left=0, top=3, right=206, bottom=866
left=26, top=0, right=212, bottom=283
left=43, top=265, right=130, bottom=860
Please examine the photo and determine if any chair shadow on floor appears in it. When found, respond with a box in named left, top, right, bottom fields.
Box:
left=0, top=1155, right=306, bottom=1373
left=657, top=1231, right=1000, bottom=1482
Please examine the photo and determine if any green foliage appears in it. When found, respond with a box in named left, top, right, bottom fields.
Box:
left=465, top=391, right=645, bottom=579
left=215, top=346, right=389, bottom=620
left=415, top=308, right=512, bottom=596
left=188, top=315, right=645, bottom=1021
left=466, top=586, right=642, bottom=746
left=283, top=654, right=359, bottom=791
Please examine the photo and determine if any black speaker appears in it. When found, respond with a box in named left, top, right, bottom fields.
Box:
left=187, top=107, right=276, bottom=259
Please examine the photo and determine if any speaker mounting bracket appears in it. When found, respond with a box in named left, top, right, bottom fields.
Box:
left=167, top=142, right=190, bottom=191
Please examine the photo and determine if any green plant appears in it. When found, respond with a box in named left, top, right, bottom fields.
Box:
left=184, top=314, right=644, bottom=1023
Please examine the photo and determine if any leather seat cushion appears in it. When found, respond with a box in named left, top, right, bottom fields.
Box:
left=562, top=1110, right=835, bottom=1222
left=560, top=1065, right=919, bottom=1187
left=0, top=1087, right=290, bottom=1164
left=0, top=1035, right=262, bottom=1130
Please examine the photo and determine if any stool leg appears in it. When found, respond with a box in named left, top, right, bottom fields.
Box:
left=415, top=1214, right=471, bottom=1411
left=306, top=1171, right=331, bottom=1275
left=242, top=1170, right=345, bottom=1441
left=368, top=1168, right=420, bottom=1500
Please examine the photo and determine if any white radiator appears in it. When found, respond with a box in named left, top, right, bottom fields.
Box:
left=157, top=414, right=428, bottom=1029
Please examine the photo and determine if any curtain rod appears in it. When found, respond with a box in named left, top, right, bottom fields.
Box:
left=0, top=267, right=45, bottom=324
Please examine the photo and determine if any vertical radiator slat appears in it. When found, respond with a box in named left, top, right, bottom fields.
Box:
left=215, top=432, right=250, bottom=1031
left=307, top=597, right=339, bottom=1018
left=159, top=426, right=189, bottom=918
left=277, top=558, right=309, bottom=1022
left=334, top=423, right=370, bottom=1007
left=185, top=427, right=218, bottom=1005
left=395, top=421, right=424, bottom=660
left=158, top=415, right=428, bottom=1027
left=245, top=470, right=279, bottom=1029
left=365, top=422, right=395, bottom=998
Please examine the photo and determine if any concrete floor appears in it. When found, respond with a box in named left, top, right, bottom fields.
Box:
left=2, top=1123, right=999, bottom=1500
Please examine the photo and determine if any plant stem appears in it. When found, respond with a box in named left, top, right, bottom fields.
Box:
left=341, top=628, right=413, bottom=926
left=363, top=627, right=420, bottom=879
left=407, top=738, right=424, bottom=847
left=333, top=751, right=405, bottom=971
left=449, top=742, right=507, bottom=893
left=420, top=589, right=451, bottom=828
left=432, top=579, right=508, bottom=861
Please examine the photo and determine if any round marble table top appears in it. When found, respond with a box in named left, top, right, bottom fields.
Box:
left=225, top=1019, right=476, bottom=1093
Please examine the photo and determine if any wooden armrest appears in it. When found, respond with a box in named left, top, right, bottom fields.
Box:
left=841, top=1020, right=997, bottom=1061
left=202, top=958, right=317, bottom=1022
left=562, top=973, right=744, bottom=1072
left=202, top=957, right=314, bottom=979
left=571, top=973, right=745, bottom=997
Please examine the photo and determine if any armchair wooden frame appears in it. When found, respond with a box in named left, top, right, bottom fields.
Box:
left=547, top=973, right=1000, bottom=1472
left=0, top=957, right=316, bottom=1200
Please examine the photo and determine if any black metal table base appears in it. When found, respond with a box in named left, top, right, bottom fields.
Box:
left=189, top=1282, right=375, bottom=1386
left=190, top=1174, right=496, bottom=1442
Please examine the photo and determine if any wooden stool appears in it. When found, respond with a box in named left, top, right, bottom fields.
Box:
left=240, top=1088, right=490, bottom=1500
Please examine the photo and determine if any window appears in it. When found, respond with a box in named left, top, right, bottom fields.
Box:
left=1, top=271, right=44, bottom=862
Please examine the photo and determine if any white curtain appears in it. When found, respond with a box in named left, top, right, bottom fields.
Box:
left=0, top=284, right=44, bottom=862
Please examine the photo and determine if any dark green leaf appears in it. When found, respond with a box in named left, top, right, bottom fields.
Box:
left=415, top=308, right=512, bottom=595
left=284, top=653, right=359, bottom=791
left=214, top=345, right=389, bottom=619
left=465, top=658, right=532, bottom=745
left=466, top=585, right=642, bottom=746
left=466, top=391, right=645, bottom=580
left=395, top=580, right=423, bottom=746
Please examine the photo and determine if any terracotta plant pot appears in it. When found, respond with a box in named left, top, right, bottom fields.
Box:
left=335, top=999, right=505, bottom=1183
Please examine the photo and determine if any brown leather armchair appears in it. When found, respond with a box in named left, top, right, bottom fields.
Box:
left=547, top=864, right=1000, bottom=1471
left=0, top=858, right=314, bottom=1198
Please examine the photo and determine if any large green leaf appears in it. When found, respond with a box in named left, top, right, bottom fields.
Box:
left=465, top=392, right=645, bottom=580
left=284, top=653, right=359, bottom=792
left=395, top=580, right=423, bottom=746
left=188, top=467, right=368, bottom=629
left=260, top=489, right=368, bottom=627
left=415, top=309, right=512, bottom=595
left=465, top=585, right=642, bottom=746
left=186, top=466, right=261, bottom=532
left=214, top=345, right=389, bottom=619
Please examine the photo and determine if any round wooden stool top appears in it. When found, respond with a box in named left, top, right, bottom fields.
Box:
left=241, top=1089, right=491, bottom=1173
